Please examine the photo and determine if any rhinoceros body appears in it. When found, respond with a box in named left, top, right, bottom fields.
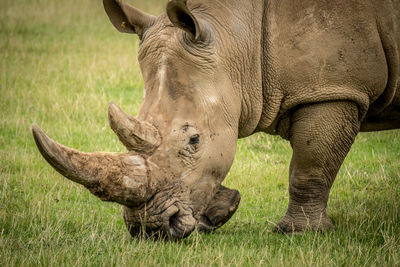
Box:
left=32, top=0, right=400, bottom=239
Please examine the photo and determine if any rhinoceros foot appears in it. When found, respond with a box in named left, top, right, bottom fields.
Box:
left=197, top=185, right=241, bottom=232
left=274, top=212, right=334, bottom=234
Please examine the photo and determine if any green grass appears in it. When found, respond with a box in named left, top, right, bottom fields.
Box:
left=1, top=0, right=399, bottom=266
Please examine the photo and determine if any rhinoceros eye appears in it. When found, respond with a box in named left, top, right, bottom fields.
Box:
left=189, top=134, right=200, bottom=145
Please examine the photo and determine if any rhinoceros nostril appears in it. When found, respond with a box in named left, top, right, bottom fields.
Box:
left=167, top=211, right=195, bottom=239
left=168, top=212, right=180, bottom=236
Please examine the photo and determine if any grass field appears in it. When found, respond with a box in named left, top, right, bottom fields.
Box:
left=1, top=0, right=399, bottom=266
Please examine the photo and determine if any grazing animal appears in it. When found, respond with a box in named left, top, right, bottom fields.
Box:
left=32, top=0, right=400, bottom=239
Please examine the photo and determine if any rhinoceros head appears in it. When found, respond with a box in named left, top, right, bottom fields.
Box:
left=32, top=0, right=243, bottom=239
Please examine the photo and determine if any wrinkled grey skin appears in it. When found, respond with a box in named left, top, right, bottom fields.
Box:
left=32, top=0, right=400, bottom=239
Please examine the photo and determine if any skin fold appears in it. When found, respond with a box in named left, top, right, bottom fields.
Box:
left=33, top=0, right=400, bottom=238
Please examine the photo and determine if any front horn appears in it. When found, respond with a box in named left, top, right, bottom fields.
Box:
left=32, top=124, right=155, bottom=206
left=108, top=102, right=161, bottom=154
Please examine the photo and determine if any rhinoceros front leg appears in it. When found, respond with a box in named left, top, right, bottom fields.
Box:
left=275, top=101, right=360, bottom=233
left=197, top=185, right=241, bottom=232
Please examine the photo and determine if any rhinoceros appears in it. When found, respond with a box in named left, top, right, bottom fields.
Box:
left=32, top=0, right=400, bottom=239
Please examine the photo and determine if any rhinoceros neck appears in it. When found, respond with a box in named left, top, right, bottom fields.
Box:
left=234, top=0, right=265, bottom=138
left=187, top=0, right=282, bottom=137
left=205, top=0, right=285, bottom=137
left=253, top=0, right=285, bottom=136
left=203, top=0, right=266, bottom=138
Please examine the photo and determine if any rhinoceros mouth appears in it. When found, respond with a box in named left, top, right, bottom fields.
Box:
left=123, top=197, right=196, bottom=239
left=121, top=178, right=196, bottom=239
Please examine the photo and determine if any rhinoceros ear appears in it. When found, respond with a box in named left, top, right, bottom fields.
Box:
left=167, top=0, right=202, bottom=41
left=103, top=0, right=155, bottom=36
